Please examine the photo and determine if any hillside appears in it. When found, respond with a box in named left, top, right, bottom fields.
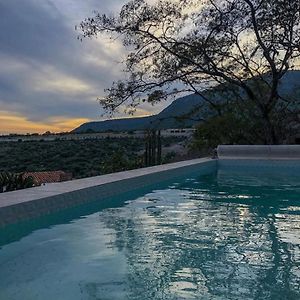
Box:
left=73, top=116, right=155, bottom=133
left=73, top=70, right=300, bottom=133
left=73, top=93, right=205, bottom=133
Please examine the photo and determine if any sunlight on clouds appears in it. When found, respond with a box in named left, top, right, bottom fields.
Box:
left=0, top=111, right=90, bottom=134
left=91, top=35, right=125, bottom=64
left=33, top=66, right=93, bottom=95
left=45, top=116, right=91, bottom=130
left=36, top=77, right=91, bottom=94
left=133, top=107, right=153, bottom=117
left=0, top=54, right=29, bottom=74
left=84, top=53, right=109, bottom=68
left=0, top=54, right=97, bottom=97
left=116, top=105, right=153, bottom=118
left=83, top=45, right=123, bottom=73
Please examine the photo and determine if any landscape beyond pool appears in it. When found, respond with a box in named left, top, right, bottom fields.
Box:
left=0, top=164, right=299, bottom=300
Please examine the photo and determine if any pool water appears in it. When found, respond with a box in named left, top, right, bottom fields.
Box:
left=0, top=169, right=300, bottom=300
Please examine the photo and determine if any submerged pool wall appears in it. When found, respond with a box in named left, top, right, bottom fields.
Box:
left=217, top=145, right=300, bottom=175
left=0, top=158, right=216, bottom=227
left=217, top=145, right=300, bottom=160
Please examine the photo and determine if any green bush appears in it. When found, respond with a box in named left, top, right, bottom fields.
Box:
left=0, top=172, right=34, bottom=193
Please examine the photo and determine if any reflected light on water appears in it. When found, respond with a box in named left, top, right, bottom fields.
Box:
left=0, top=170, right=299, bottom=299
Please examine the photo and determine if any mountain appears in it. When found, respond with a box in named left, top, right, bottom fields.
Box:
left=73, top=93, right=205, bottom=133
left=73, top=116, right=155, bottom=133
left=73, top=70, right=300, bottom=133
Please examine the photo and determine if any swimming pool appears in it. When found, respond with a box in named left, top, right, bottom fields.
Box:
left=0, top=160, right=299, bottom=300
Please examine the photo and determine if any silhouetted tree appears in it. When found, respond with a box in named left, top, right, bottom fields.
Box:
left=79, top=0, right=300, bottom=144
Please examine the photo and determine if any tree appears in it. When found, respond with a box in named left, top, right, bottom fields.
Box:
left=100, top=150, right=143, bottom=173
left=79, top=0, right=300, bottom=144
left=192, top=113, right=260, bottom=149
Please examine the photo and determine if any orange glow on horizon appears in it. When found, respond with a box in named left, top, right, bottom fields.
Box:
left=0, top=111, right=91, bottom=134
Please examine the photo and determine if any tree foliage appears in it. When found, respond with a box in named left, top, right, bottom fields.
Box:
left=0, top=172, right=34, bottom=193
left=192, top=113, right=258, bottom=148
left=80, top=0, right=300, bottom=144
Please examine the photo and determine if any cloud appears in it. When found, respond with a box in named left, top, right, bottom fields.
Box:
left=32, top=66, right=93, bottom=95
left=0, top=0, right=170, bottom=134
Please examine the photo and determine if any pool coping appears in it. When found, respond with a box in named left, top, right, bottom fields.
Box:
left=0, top=157, right=214, bottom=210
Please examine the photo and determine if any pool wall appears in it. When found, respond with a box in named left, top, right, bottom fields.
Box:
left=218, top=159, right=300, bottom=175
left=217, top=145, right=300, bottom=175
left=217, top=145, right=300, bottom=160
left=0, top=158, right=216, bottom=227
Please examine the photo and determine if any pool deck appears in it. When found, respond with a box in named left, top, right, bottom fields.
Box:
left=0, top=157, right=213, bottom=210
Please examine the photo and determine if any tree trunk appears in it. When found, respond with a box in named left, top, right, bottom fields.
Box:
left=262, top=110, right=278, bottom=145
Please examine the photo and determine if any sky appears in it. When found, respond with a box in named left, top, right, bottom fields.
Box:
left=0, top=0, right=169, bottom=134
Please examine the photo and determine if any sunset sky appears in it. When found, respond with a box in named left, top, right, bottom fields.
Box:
left=0, top=0, right=169, bottom=134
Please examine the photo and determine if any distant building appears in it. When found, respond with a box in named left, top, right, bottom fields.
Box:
left=22, top=171, right=72, bottom=185
left=160, top=128, right=196, bottom=137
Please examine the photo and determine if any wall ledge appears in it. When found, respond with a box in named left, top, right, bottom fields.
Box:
left=217, top=145, right=300, bottom=160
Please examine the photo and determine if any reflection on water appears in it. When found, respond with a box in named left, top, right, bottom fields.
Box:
left=0, top=170, right=299, bottom=300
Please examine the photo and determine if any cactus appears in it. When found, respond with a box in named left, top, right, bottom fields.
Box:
left=144, top=130, right=162, bottom=167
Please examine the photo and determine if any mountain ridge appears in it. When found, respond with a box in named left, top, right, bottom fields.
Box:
left=73, top=70, right=300, bottom=133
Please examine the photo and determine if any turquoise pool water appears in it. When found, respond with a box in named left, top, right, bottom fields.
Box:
left=0, top=167, right=300, bottom=300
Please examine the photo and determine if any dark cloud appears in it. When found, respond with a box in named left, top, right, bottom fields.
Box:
left=0, top=0, right=132, bottom=124
left=0, top=1, right=68, bottom=63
